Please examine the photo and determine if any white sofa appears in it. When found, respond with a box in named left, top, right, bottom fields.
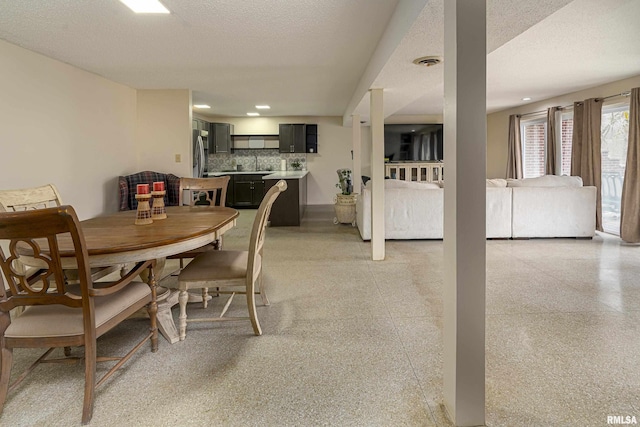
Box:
left=356, top=176, right=597, bottom=240
left=357, top=180, right=444, bottom=240
left=507, top=175, right=597, bottom=238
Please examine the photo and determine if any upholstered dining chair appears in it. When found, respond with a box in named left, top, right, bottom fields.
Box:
left=168, top=176, right=231, bottom=266
left=166, top=176, right=232, bottom=305
left=171, top=179, right=287, bottom=340
left=118, top=171, right=180, bottom=211
left=0, top=206, right=156, bottom=425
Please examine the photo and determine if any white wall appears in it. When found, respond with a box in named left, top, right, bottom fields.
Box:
left=0, top=39, right=137, bottom=219
left=203, top=115, right=353, bottom=205
left=135, top=90, right=192, bottom=178
left=309, top=117, right=354, bottom=204
left=487, top=74, right=640, bottom=178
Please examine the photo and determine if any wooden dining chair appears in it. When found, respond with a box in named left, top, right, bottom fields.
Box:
left=167, top=176, right=231, bottom=304
left=0, top=206, right=157, bottom=425
left=0, top=184, right=63, bottom=212
left=173, top=179, right=287, bottom=340
left=0, top=184, right=121, bottom=283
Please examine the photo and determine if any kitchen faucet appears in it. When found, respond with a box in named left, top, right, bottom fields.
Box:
left=254, top=154, right=259, bottom=171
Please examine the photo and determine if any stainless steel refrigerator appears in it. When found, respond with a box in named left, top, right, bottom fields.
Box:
left=193, top=129, right=208, bottom=178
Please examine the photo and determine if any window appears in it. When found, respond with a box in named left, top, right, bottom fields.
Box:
left=518, top=99, right=631, bottom=235
left=601, top=104, right=630, bottom=235
left=521, top=118, right=546, bottom=178
left=522, top=113, right=573, bottom=178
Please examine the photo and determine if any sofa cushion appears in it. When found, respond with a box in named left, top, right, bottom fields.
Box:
left=383, top=179, right=441, bottom=190
left=507, top=175, right=583, bottom=188
left=486, top=178, right=507, bottom=187
left=511, top=186, right=596, bottom=237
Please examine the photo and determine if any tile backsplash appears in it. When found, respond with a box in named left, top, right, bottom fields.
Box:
left=209, top=150, right=306, bottom=172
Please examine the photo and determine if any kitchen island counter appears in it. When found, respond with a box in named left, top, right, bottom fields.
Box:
left=263, top=172, right=308, bottom=226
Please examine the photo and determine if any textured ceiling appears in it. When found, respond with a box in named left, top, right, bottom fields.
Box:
left=0, top=0, right=399, bottom=117
left=0, top=0, right=638, bottom=121
left=352, top=0, right=576, bottom=120
left=363, top=0, right=640, bottom=121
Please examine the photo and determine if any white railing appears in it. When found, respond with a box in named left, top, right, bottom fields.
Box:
left=385, top=162, right=444, bottom=183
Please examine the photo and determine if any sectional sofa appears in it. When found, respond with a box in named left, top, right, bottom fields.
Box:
left=356, top=175, right=597, bottom=240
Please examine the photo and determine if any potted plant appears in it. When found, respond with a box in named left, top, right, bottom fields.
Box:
left=290, top=159, right=302, bottom=171
left=333, top=168, right=357, bottom=226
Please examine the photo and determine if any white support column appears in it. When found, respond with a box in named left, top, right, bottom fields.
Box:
left=443, top=1, right=486, bottom=426
left=352, top=115, right=362, bottom=195
left=370, top=89, right=385, bottom=261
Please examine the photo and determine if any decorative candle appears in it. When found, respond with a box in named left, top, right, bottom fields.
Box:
left=136, top=184, right=150, bottom=194
left=153, top=181, right=165, bottom=192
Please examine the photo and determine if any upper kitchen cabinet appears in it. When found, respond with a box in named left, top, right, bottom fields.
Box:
left=193, top=118, right=208, bottom=131
left=279, top=124, right=304, bottom=153
left=279, top=123, right=317, bottom=153
left=305, top=124, right=318, bottom=153
left=209, top=122, right=234, bottom=153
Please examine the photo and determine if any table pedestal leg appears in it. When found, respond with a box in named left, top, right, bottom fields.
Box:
left=156, top=290, right=180, bottom=344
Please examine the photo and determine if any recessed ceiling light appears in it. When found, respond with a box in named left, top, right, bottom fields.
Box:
left=247, top=112, right=260, bottom=116
left=413, top=56, right=442, bottom=67
left=522, top=97, right=532, bottom=101
left=255, top=105, right=271, bottom=110
left=119, top=0, right=170, bottom=14
left=193, top=104, right=211, bottom=109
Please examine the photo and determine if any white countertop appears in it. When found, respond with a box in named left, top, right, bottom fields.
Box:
left=208, top=170, right=308, bottom=180
left=262, top=170, right=308, bottom=180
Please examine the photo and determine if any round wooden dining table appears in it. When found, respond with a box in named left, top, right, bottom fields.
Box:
left=35, top=206, right=239, bottom=345
left=54, top=206, right=239, bottom=268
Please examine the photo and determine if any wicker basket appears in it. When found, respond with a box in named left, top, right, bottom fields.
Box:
left=334, top=193, right=357, bottom=225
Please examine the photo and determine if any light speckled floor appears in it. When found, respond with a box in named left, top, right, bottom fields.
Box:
left=2, top=206, right=640, bottom=426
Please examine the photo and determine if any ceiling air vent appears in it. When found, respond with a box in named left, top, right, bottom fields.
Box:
left=413, top=56, right=442, bottom=67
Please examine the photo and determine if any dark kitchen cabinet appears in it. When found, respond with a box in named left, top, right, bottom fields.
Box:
left=305, top=124, right=318, bottom=153
left=233, top=174, right=265, bottom=208
left=279, top=123, right=318, bottom=153
left=279, top=124, right=305, bottom=153
left=209, top=122, right=233, bottom=154
left=221, top=175, right=234, bottom=207
left=234, top=180, right=253, bottom=206
left=193, top=118, right=208, bottom=131
left=263, top=174, right=307, bottom=226
left=252, top=180, right=265, bottom=205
